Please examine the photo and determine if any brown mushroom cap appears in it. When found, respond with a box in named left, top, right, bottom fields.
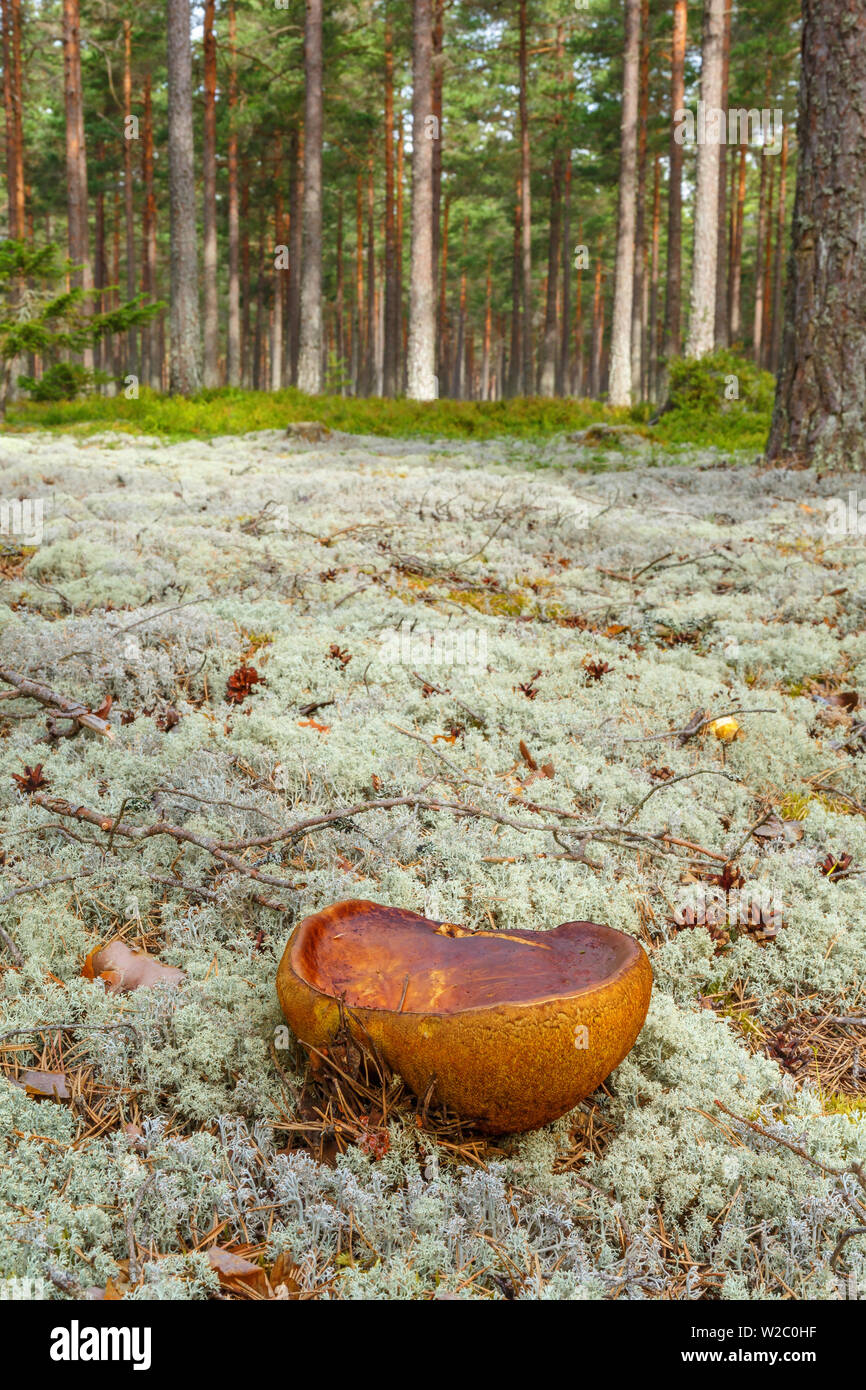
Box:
left=277, top=899, right=652, bottom=1134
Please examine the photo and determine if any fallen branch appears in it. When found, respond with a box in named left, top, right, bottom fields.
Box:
left=0, top=668, right=114, bottom=740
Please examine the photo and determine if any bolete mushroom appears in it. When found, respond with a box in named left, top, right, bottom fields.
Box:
left=276, top=899, right=652, bottom=1135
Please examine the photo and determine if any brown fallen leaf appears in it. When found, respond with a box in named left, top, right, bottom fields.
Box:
left=753, top=815, right=804, bottom=844
left=298, top=718, right=330, bottom=733
left=83, top=940, right=185, bottom=994
left=206, top=1246, right=270, bottom=1298
left=269, top=1251, right=302, bottom=1299
left=15, top=1069, right=70, bottom=1100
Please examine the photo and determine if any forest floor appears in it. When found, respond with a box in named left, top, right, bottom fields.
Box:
left=1, top=425, right=865, bottom=1300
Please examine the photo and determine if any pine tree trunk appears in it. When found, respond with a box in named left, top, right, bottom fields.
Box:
left=573, top=218, right=584, bottom=396
left=297, top=0, right=323, bottom=394
left=768, top=2, right=866, bottom=465
left=202, top=0, right=219, bottom=387
left=63, top=0, right=93, bottom=368
left=364, top=154, right=376, bottom=393
left=630, top=0, right=649, bottom=398
left=287, top=127, right=303, bottom=384
left=648, top=155, right=661, bottom=399
left=558, top=152, right=571, bottom=396
left=123, top=21, right=136, bottom=376
left=439, top=193, right=450, bottom=390
left=336, top=191, right=344, bottom=388
left=142, top=75, right=159, bottom=389
left=10, top=0, right=23, bottom=237
left=271, top=136, right=284, bottom=391
left=685, top=0, right=725, bottom=358
left=431, top=0, right=444, bottom=368
left=729, top=140, right=746, bottom=341
left=591, top=255, right=604, bottom=399
left=507, top=178, right=521, bottom=397
left=538, top=152, right=562, bottom=397
left=518, top=0, right=532, bottom=395
left=2, top=0, right=25, bottom=239
left=769, top=125, right=787, bottom=375
left=396, top=123, right=404, bottom=391
left=713, top=0, right=731, bottom=347
left=2, top=0, right=20, bottom=238
left=752, top=147, right=767, bottom=361
left=226, top=0, right=241, bottom=386
left=664, top=0, right=687, bottom=361
left=383, top=9, right=399, bottom=396
left=166, top=0, right=201, bottom=394
left=761, top=154, right=774, bottom=369
left=355, top=171, right=364, bottom=394
left=241, top=161, right=252, bottom=386
left=608, top=0, right=640, bottom=406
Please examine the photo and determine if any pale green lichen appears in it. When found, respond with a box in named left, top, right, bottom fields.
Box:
left=0, top=429, right=863, bottom=1299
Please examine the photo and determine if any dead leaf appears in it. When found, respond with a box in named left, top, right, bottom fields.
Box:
left=15, top=1069, right=69, bottom=1100
left=753, top=815, right=804, bottom=843
left=83, top=940, right=185, bottom=994
left=206, top=1246, right=270, bottom=1298
left=298, top=718, right=330, bottom=733
left=269, top=1251, right=302, bottom=1299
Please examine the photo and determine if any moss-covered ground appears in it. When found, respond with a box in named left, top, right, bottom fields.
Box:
left=0, top=422, right=863, bottom=1299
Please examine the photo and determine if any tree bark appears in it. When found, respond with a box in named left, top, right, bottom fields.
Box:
left=768, top=3, right=866, bottom=465
left=297, top=0, right=324, bottom=395
left=685, top=0, right=725, bottom=358
left=407, top=0, right=437, bottom=400
left=63, top=0, right=92, bottom=368
left=769, top=125, right=787, bottom=375
left=664, top=0, right=687, bottom=361
left=649, top=154, right=661, bottom=399
left=608, top=0, right=640, bottom=406
left=271, top=135, right=284, bottom=391
left=630, top=0, right=649, bottom=398
left=123, top=21, right=136, bottom=376
left=518, top=0, right=532, bottom=395
left=166, top=0, right=201, bottom=394
left=226, top=0, right=241, bottom=386
left=729, top=140, right=746, bottom=341
left=383, top=8, right=399, bottom=396
left=2, top=0, right=25, bottom=239
left=713, top=0, right=731, bottom=347
left=752, top=145, right=767, bottom=361
left=538, top=151, right=562, bottom=396
left=558, top=151, right=571, bottom=396
left=202, top=0, right=219, bottom=387
left=142, top=74, right=159, bottom=389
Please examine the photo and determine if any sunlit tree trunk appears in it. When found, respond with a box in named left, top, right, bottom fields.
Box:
left=123, top=21, right=136, bottom=376
left=609, top=0, right=640, bottom=406
left=166, top=0, right=201, bottom=394
left=202, top=0, right=219, bottom=386
left=664, top=0, right=687, bottom=362
left=63, top=0, right=93, bottom=368
left=686, top=0, right=725, bottom=358
left=630, top=0, right=649, bottom=398
left=713, top=0, right=732, bottom=347
left=406, top=0, right=437, bottom=400
left=297, top=0, right=323, bottom=394
left=226, top=0, right=241, bottom=386
left=518, top=0, right=532, bottom=394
